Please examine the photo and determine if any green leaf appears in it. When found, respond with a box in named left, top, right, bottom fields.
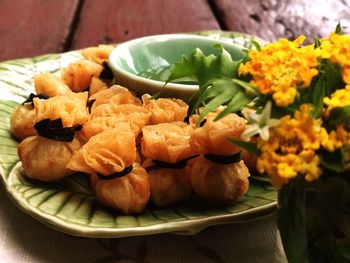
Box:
left=327, top=106, right=350, bottom=127
left=250, top=40, right=261, bottom=51
left=232, top=78, right=259, bottom=95
left=313, top=35, right=321, bottom=48
left=168, top=45, right=241, bottom=85
left=187, top=79, right=236, bottom=116
left=335, top=22, right=344, bottom=35
left=197, top=84, right=241, bottom=124
left=311, top=76, right=325, bottom=118
left=214, top=91, right=255, bottom=121
left=320, top=148, right=346, bottom=173
left=319, top=60, right=344, bottom=96
left=229, top=139, right=261, bottom=156
left=277, top=176, right=309, bottom=263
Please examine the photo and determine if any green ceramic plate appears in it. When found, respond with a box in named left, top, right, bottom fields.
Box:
left=0, top=31, right=276, bottom=238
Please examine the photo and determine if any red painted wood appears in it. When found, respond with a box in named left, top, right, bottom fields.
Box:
left=212, top=0, right=350, bottom=42
left=0, top=0, right=79, bottom=61
left=71, top=0, right=220, bottom=49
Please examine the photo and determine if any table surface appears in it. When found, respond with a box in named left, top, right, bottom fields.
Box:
left=0, top=1, right=349, bottom=262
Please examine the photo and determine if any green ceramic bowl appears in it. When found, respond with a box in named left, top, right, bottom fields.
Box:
left=108, top=34, right=246, bottom=100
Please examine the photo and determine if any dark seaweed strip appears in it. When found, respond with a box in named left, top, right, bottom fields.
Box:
left=146, top=155, right=199, bottom=171
left=204, top=152, right=242, bottom=164
left=34, top=118, right=81, bottom=142
left=99, top=61, right=114, bottom=80
left=87, top=99, right=96, bottom=113
left=22, top=93, right=49, bottom=106
left=96, top=165, right=133, bottom=180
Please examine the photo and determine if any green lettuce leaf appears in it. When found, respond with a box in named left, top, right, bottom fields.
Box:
left=167, top=45, right=255, bottom=123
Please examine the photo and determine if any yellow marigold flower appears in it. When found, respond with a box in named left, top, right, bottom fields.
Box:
left=239, top=36, right=319, bottom=107
left=321, top=125, right=350, bottom=152
left=323, top=85, right=350, bottom=116
left=318, top=32, right=350, bottom=84
left=256, top=104, right=326, bottom=188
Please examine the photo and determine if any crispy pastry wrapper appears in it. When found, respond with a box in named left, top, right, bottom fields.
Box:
left=33, top=92, right=89, bottom=127
left=142, top=159, right=192, bottom=207
left=141, top=122, right=195, bottom=163
left=61, top=59, right=103, bottom=92
left=34, top=72, right=72, bottom=97
left=18, top=135, right=82, bottom=182
left=67, top=125, right=136, bottom=176
left=142, top=94, right=188, bottom=124
left=189, top=109, right=248, bottom=155
left=89, top=85, right=141, bottom=111
left=90, top=162, right=150, bottom=214
left=91, top=103, right=151, bottom=132
left=10, top=104, right=37, bottom=141
left=89, top=76, right=109, bottom=95
left=81, top=117, right=141, bottom=140
left=81, top=45, right=114, bottom=65
left=190, top=156, right=249, bottom=205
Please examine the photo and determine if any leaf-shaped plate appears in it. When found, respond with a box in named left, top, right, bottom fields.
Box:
left=0, top=32, right=276, bottom=238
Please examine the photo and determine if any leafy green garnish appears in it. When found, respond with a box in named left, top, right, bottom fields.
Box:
left=229, top=139, right=261, bottom=156
left=320, top=148, right=346, bottom=173
left=167, top=45, right=255, bottom=123
left=327, top=106, right=350, bottom=128
left=335, top=22, right=344, bottom=35
left=311, top=76, right=325, bottom=118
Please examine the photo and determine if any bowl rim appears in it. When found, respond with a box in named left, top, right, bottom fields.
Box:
left=108, top=33, right=246, bottom=92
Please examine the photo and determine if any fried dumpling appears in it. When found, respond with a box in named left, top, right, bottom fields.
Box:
left=89, top=85, right=141, bottom=111
left=61, top=60, right=103, bottom=92
left=189, top=109, right=248, bottom=156
left=67, top=126, right=150, bottom=214
left=18, top=135, right=82, bottom=182
left=81, top=45, right=114, bottom=65
left=90, top=162, right=150, bottom=214
left=67, top=125, right=136, bottom=175
left=10, top=104, right=36, bottom=141
left=34, top=72, right=72, bottom=97
left=141, top=122, right=195, bottom=206
left=142, top=159, right=192, bottom=207
left=190, top=156, right=249, bottom=205
left=142, top=94, right=188, bottom=124
left=141, top=122, right=194, bottom=163
left=33, top=92, right=89, bottom=127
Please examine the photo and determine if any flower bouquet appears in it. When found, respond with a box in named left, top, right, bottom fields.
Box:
left=167, top=24, right=350, bottom=262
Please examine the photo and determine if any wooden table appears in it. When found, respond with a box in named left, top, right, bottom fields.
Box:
left=0, top=0, right=349, bottom=61
left=0, top=1, right=348, bottom=262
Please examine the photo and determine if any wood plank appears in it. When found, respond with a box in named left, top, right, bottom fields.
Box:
left=71, top=0, right=220, bottom=49
left=0, top=0, right=79, bottom=61
left=212, top=0, right=350, bottom=42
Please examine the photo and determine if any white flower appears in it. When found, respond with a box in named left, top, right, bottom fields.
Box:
left=241, top=101, right=280, bottom=141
